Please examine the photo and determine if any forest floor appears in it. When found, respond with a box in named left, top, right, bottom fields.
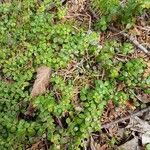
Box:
left=0, top=0, right=150, bottom=150
left=64, top=1, right=150, bottom=150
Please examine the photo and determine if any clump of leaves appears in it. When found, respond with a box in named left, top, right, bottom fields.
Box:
left=119, top=58, right=147, bottom=87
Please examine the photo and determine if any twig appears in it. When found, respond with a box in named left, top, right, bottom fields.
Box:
left=86, top=12, right=92, bottom=30
left=56, top=117, right=63, bottom=128
left=109, top=27, right=149, bottom=54
left=102, top=106, right=150, bottom=129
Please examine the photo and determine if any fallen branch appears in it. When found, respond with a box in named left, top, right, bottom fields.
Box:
left=109, top=27, right=149, bottom=54
left=102, top=106, right=150, bottom=129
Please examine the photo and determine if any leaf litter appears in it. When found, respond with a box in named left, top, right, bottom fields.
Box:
left=31, top=66, right=51, bottom=97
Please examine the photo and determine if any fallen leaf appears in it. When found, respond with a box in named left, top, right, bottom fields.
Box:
left=118, top=138, right=139, bottom=150
left=126, top=116, right=150, bottom=133
left=31, top=66, right=51, bottom=97
left=126, top=116, right=150, bottom=146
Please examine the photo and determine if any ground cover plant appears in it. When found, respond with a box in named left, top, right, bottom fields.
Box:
left=90, top=0, right=149, bottom=30
left=0, top=0, right=150, bottom=150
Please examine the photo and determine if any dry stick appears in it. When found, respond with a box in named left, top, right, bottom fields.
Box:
left=56, top=117, right=63, bottom=128
left=102, top=106, right=150, bottom=129
left=109, top=27, right=149, bottom=54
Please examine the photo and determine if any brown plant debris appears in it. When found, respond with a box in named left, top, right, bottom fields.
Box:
left=127, top=116, right=150, bottom=146
left=102, top=106, right=150, bottom=129
left=118, top=138, right=139, bottom=150
left=90, top=136, right=104, bottom=150
left=31, top=66, right=51, bottom=97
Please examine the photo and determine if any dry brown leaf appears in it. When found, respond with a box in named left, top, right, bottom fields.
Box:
left=31, top=66, right=51, bottom=97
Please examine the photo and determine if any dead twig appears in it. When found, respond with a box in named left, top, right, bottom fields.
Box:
left=102, top=106, right=150, bottom=129
left=109, top=27, right=149, bottom=54
left=56, top=117, right=63, bottom=128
